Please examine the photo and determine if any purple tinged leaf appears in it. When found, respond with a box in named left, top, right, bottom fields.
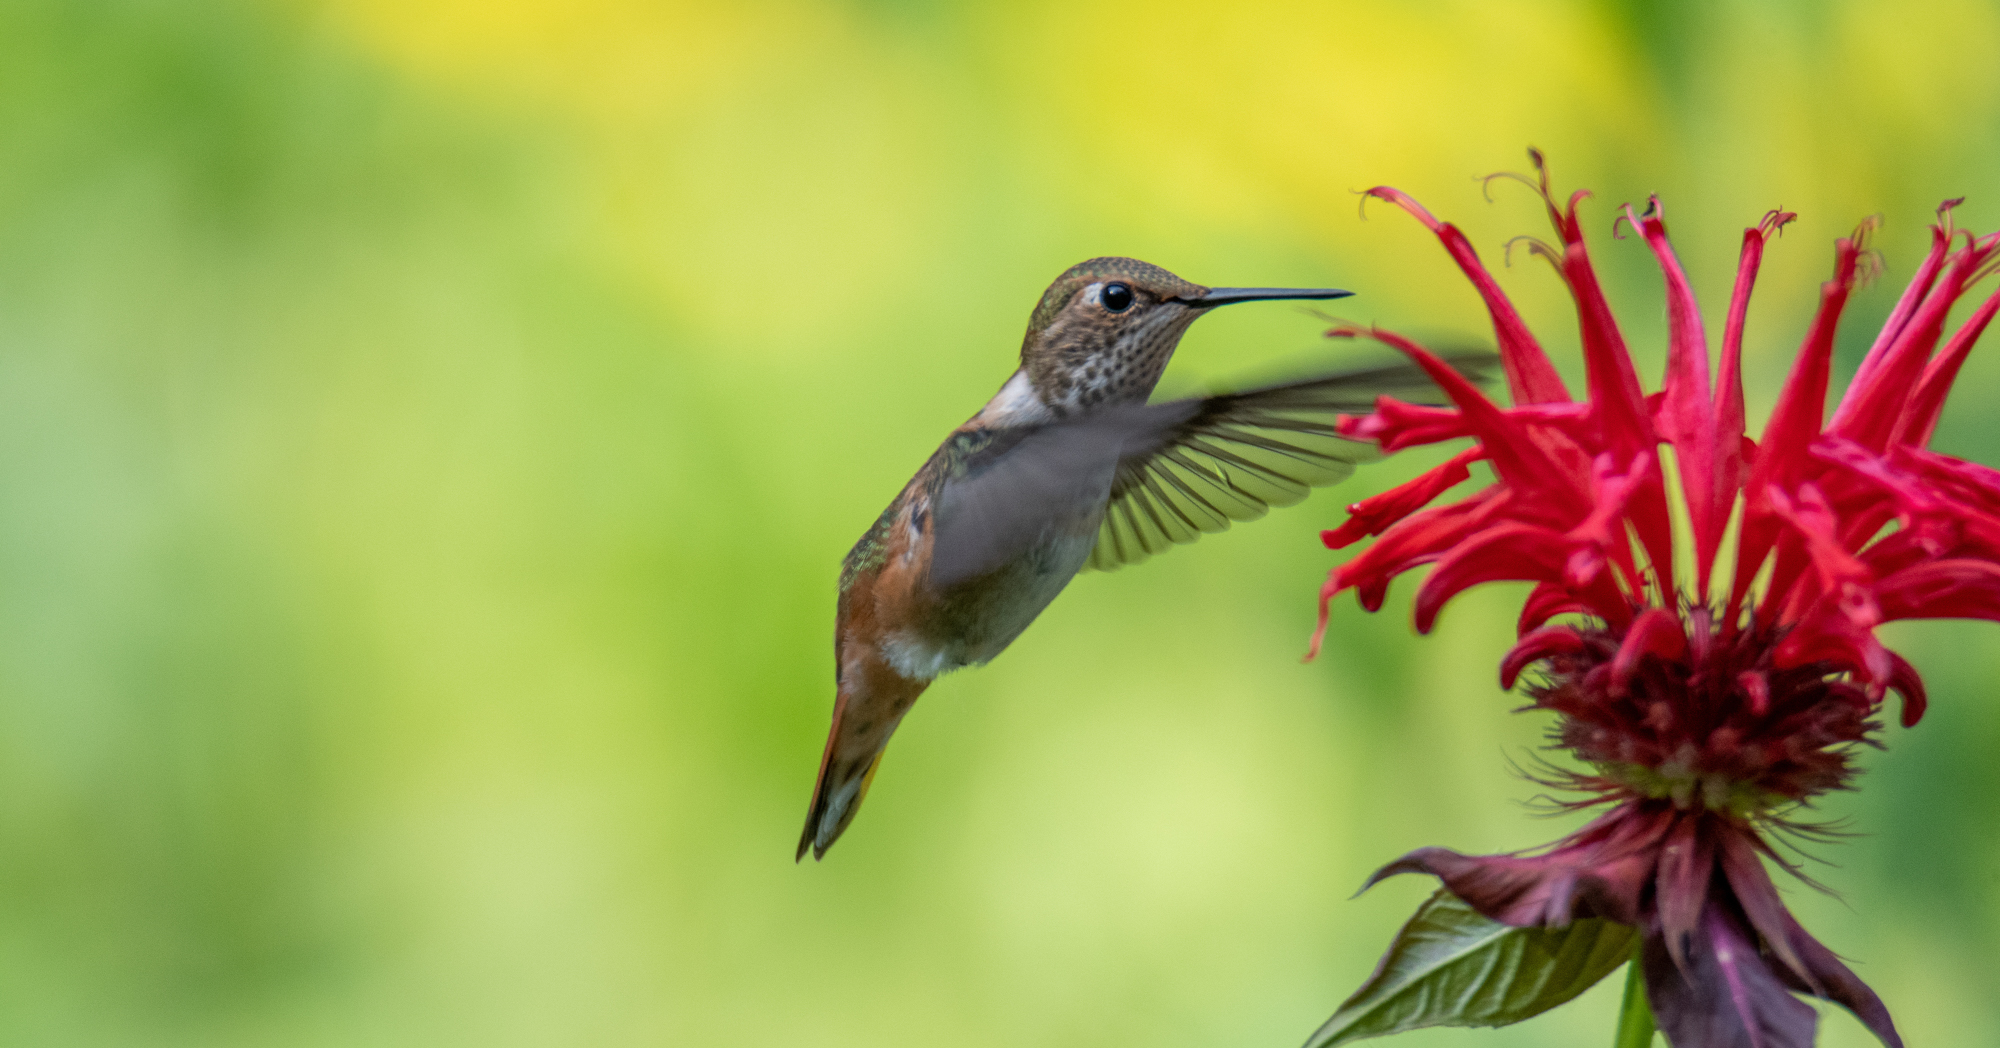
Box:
left=1654, top=813, right=1713, bottom=975
left=1643, top=908, right=1815, bottom=1048
left=1772, top=908, right=1905, bottom=1048
left=1362, top=819, right=1660, bottom=928
left=1717, top=830, right=1810, bottom=992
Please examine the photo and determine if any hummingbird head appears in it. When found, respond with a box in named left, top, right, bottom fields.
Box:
left=1019, top=257, right=1351, bottom=413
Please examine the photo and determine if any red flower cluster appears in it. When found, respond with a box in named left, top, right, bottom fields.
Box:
left=1317, top=156, right=2000, bottom=1047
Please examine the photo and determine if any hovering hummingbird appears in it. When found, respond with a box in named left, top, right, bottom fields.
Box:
left=799, top=256, right=1468, bottom=860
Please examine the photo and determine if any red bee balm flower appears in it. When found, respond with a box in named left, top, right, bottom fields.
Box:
left=1315, top=157, right=2000, bottom=1048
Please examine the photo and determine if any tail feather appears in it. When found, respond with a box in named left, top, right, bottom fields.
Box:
left=797, top=667, right=929, bottom=861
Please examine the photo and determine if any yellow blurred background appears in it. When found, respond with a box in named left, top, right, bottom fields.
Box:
left=0, top=0, right=1994, bottom=1045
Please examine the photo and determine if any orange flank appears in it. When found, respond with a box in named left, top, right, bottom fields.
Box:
left=798, top=496, right=935, bottom=860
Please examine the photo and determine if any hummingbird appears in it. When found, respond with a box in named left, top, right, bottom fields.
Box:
left=799, top=256, right=1469, bottom=860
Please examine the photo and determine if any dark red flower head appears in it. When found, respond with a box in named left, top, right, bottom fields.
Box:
left=1318, top=154, right=2000, bottom=1048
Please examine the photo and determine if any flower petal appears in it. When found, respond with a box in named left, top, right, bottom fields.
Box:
left=1893, top=282, right=2000, bottom=449
left=1874, top=558, right=2000, bottom=622
left=1517, top=580, right=1588, bottom=634
left=1609, top=607, right=1688, bottom=697
left=1333, top=396, right=1466, bottom=451
left=1629, top=200, right=1728, bottom=590
left=1322, top=447, right=1483, bottom=550
left=1771, top=907, right=1906, bottom=1048
left=1772, top=595, right=1890, bottom=696
left=1717, top=828, right=1810, bottom=991
left=1716, top=212, right=1795, bottom=533
left=1833, top=220, right=1998, bottom=451
left=1567, top=452, right=1651, bottom=575
left=1362, top=840, right=1650, bottom=928
left=1312, top=490, right=1509, bottom=657
left=1896, top=444, right=2000, bottom=501
left=1561, top=237, right=1655, bottom=460
left=1733, top=229, right=1871, bottom=621
left=1653, top=812, right=1714, bottom=976
left=1362, top=186, right=1570, bottom=405
left=1356, top=329, right=1584, bottom=511
left=1642, top=908, right=1817, bottom=1048
left=1761, top=483, right=1875, bottom=621
left=1884, top=650, right=1927, bottom=727
left=1414, top=523, right=1623, bottom=633
left=1837, top=220, right=1953, bottom=425
left=1499, top=625, right=1587, bottom=690
left=1333, top=388, right=1592, bottom=453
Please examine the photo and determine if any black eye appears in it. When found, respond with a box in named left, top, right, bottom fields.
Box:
left=1101, top=282, right=1134, bottom=312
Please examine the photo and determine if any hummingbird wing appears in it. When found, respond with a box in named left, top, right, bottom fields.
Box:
left=925, top=414, right=1140, bottom=593
left=1083, top=357, right=1482, bottom=571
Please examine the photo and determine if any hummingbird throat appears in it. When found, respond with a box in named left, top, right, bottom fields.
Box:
left=1032, top=306, right=1195, bottom=412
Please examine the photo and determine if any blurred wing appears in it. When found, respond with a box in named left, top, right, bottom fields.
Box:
left=1084, top=356, right=1489, bottom=571
left=927, top=415, right=1136, bottom=593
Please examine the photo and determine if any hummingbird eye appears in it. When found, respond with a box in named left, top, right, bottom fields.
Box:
left=1101, top=282, right=1134, bottom=313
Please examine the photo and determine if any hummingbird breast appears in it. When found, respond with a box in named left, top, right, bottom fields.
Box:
left=902, top=515, right=1100, bottom=673
left=855, top=366, right=1136, bottom=682
left=864, top=476, right=1106, bottom=683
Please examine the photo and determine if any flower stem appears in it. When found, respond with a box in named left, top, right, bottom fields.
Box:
left=1612, top=942, right=1655, bottom=1048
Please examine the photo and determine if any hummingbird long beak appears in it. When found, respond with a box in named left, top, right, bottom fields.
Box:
left=1188, top=287, right=1353, bottom=308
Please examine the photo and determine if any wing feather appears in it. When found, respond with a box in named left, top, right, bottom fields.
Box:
left=1083, top=355, right=1489, bottom=570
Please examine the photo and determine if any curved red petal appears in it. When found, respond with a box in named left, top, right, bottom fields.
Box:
left=1412, top=523, right=1573, bottom=633
left=1884, top=650, right=1928, bottom=727
left=1363, top=186, right=1570, bottom=405
left=1812, top=438, right=1940, bottom=518
left=1894, top=445, right=2000, bottom=515
left=1761, top=483, right=1874, bottom=620
left=1564, top=452, right=1654, bottom=592
left=1733, top=232, right=1870, bottom=621
left=1360, top=330, right=1585, bottom=513
left=1874, top=558, right=2000, bottom=622
left=1359, top=185, right=1446, bottom=231
left=1332, top=397, right=1467, bottom=451
left=1609, top=606, right=1688, bottom=696
left=1330, top=489, right=1507, bottom=591
left=1322, top=448, right=1483, bottom=550
left=1517, top=580, right=1588, bottom=634
left=1312, top=490, right=1508, bottom=659
left=1773, top=595, right=1890, bottom=696
left=1499, top=625, right=1586, bottom=690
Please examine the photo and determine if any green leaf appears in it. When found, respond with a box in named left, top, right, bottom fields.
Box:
left=1305, top=889, right=1637, bottom=1047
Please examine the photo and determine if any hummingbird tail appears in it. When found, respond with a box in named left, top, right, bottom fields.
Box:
left=796, top=664, right=929, bottom=861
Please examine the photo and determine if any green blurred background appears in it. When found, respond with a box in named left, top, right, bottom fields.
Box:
left=1, top=0, right=1996, bottom=1044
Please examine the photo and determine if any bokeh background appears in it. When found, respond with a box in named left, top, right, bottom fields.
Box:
left=1, top=0, right=1996, bottom=1045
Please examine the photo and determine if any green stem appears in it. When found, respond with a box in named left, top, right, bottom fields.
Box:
left=1613, top=940, right=1656, bottom=1048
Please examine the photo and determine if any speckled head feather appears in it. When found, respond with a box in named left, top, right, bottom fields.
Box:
left=1025, top=257, right=1207, bottom=334
left=1019, top=257, right=1215, bottom=412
